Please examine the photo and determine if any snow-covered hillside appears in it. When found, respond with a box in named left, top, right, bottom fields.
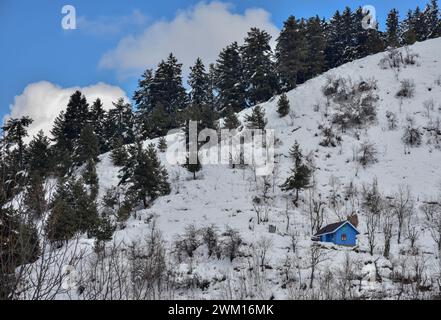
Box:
left=21, top=38, right=441, bottom=300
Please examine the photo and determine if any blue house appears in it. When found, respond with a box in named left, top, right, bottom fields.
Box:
left=313, top=220, right=360, bottom=247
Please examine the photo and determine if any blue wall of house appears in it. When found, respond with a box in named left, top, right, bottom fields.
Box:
left=320, top=223, right=358, bottom=246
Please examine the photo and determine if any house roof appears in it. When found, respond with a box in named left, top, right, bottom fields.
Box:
left=314, top=221, right=360, bottom=237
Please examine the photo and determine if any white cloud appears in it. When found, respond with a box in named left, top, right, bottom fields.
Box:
left=99, top=1, right=279, bottom=78
left=4, top=81, right=129, bottom=140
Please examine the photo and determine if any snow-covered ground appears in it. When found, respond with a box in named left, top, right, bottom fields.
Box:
left=19, top=38, right=441, bottom=300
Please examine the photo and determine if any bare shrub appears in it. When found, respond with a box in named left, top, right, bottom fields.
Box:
left=396, top=79, right=415, bottom=99
left=357, top=141, right=378, bottom=167
left=201, top=225, right=221, bottom=259
left=402, top=119, right=423, bottom=147
left=222, top=227, right=243, bottom=262
left=174, top=225, right=201, bottom=261
left=386, top=111, right=398, bottom=130
left=325, top=77, right=378, bottom=131
left=319, top=125, right=341, bottom=147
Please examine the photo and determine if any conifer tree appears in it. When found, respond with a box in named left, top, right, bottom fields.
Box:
left=46, top=178, right=99, bottom=242
left=305, top=16, right=327, bottom=80
left=75, top=124, right=99, bottom=166
left=2, top=116, right=33, bottom=170
left=188, top=58, right=211, bottom=107
left=89, top=98, right=108, bottom=153
left=223, top=107, right=241, bottom=130
left=276, top=16, right=309, bottom=90
left=158, top=137, right=167, bottom=153
left=63, top=90, right=90, bottom=144
left=325, top=10, right=345, bottom=69
left=245, top=105, right=267, bottom=130
left=277, top=93, right=291, bottom=118
left=386, top=9, right=401, bottom=48
left=0, top=207, right=40, bottom=298
left=401, top=10, right=418, bottom=45
left=110, top=137, right=128, bottom=166
left=26, top=130, right=53, bottom=177
left=183, top=152, right=202, bottom=180
left=413, top=7, right=427, bottom=42
left=215, top=42, right=247, bottom=112
left=281, top=141, right=311, bottom=205
left=424, top=0, right=441, bottom=39
left=83, top=159, right=99, bottom=199
left=24, top=173, right=47, bottom=218
left=340, top=7, right=358, bottom=63
left=134, top=54, right=188, bottom=138
left=241, top=28, right=279, bottom=106
left=106, top=98, right=135, bottom=145
left=51, top=111, right=72, bottom=176
left=119, top=142, right=170, bottom=208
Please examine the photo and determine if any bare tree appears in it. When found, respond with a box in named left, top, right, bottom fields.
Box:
left=421, top=200, right=441, bottom=256
left=366, top=209, right=379, bottom=256
left=382, top=201, right=394, bottom=259
left=308, top=245, right=327, bottom=289
left=255, top=237, right=273, bottom=272
left=393, top=185, right=414, bottom=244
left=336, top=253, right=357, bottom=300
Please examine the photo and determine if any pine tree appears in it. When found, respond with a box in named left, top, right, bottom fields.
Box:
left=2, top=116, right=33, bottom=170
left=424, top=0, right=441, bottom=39
left=277, top=93, right=290, bottom=117
left=24, top=172, right=47, bottom=218
left=386, top=9, right=401, bottom=48
left=106, top=98, right=135, bottom=145
left=245, top=106, right=267, bottom=130
left=110, top=137, right=128, bottom=166
left=50, top=111, right=72, bottom=176
left=89, top=98, right=108, bottom=153
left=340, top=7, right=358, bottom=63
left=325, top=10, right=345, bottom=69
left=158, top=137, right=167, bottom=153
left=223, top=107, right=241, bottom=130
left=281, top=141, right=311, bottom=205
left=276, top=16, right=309, bottom=90
left=46, top=178, right=99, bottom=242
left=0, top=207, right=40, bottom=298
left=51, top=91, right=90, bottom=176
left=134, top=54, right=188, bottom=138
left=401, top=10, right=418, bottom=45
left=134, top=69, right=154, bottom=114
left=26, top=130, right=52, bottom=177
left=182, top=101, right=218, bottom=133
left=215, top=42, right=247, bottom=113
left=305, top=16, right=327, bottom=80
left=241, top=28, right=278, bottom=106
left=155, top=53, right=188, bottom=113
left=75, top=124, right=99, bottom=166
left=119, top=142, right=170, bottom=208
left=63, top=91, right=90, bottom=144
left=413, top=7, right=427, bottom=42
left=183, top=152, right=202, bottom=180
left=83, top=159, right=99, bottom=199
left=188, top=58, right=211, bottom=107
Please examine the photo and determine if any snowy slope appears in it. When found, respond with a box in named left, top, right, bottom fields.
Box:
left=24, top=38, right=441, bottom=300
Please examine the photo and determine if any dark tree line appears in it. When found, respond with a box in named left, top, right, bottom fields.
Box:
left=133, top=1, right=441, bottom=139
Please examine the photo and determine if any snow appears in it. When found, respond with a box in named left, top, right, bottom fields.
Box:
left=18, top=38, right=441, bottom=300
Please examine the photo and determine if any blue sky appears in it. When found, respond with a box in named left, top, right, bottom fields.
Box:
left=0, top=0, right=429, bottom=131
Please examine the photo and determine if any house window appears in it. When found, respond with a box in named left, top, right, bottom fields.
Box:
left=341, top=234, right=347, bottom=241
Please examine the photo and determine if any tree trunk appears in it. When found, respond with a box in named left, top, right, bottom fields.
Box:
left=383, top=238, right=390, bottom=259
left=309, top=266, right=315, bottom=289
